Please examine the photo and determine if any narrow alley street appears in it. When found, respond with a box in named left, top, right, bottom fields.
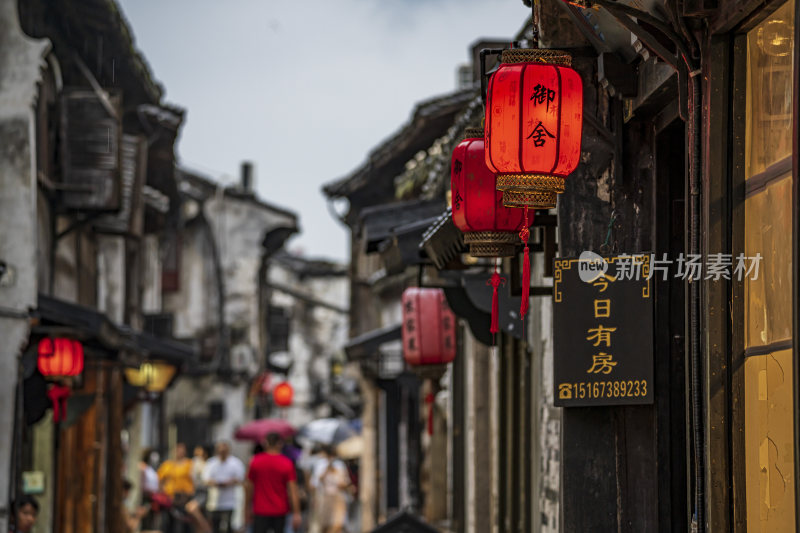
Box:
left=1, top=0, right=799, bottom=532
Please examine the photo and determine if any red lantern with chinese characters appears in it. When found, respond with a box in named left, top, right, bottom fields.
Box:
left=485, top=49, right=583, bottom=209
left=273, top=381, right=294, bottom=407
left=37, top=338, right=84, bottom=377
left=401, top=288, right=456, bottom=366
left=451, top=128, right=529, bottom=257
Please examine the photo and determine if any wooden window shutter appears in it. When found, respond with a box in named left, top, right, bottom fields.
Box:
left=161, top=231, right=181, bottom=293
left=267, top=305, right=291, bottom=353
left=59, top=89, right=122, bottom=210
left=94, top=134, right=147, bottom=234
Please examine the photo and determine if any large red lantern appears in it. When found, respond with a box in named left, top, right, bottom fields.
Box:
left=401, top=288, right=456, bottom=366
left=485, top=49, right=583, bottom=209
left=38, top=338, right=84, bottom=377
left=451, top=128, right=529, bottom=257
left=273, top=381, right=294, bottom=407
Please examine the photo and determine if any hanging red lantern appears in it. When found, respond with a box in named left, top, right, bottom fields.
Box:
left=38, top=338, right=84, bottom=377
left=401, top=288, right=456, bottom=366
left=451, top=127, right=529, bottom=257
left=485, top=49, right=583, bottom=209
left=273, top=381, right=294, bottom=407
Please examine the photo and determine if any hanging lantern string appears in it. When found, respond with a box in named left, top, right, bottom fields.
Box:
left=519, top=206, right=531, bottom=334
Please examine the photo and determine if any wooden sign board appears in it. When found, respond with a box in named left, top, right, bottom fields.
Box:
left=553, top=254, right=654, bottom=407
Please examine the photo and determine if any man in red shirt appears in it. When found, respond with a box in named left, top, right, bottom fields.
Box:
left=246, top=432, right=302, bottom=533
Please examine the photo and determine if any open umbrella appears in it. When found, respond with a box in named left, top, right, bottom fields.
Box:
left=234, top=418, right=295, bottom=442
left=298, top=418, right=357, bottom=445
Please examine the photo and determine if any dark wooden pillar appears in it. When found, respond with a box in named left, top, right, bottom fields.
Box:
left=559, top=90, right=687, bottom=531
left=105, top=366, right=124, bottom=533
left=57, top=365, right=100, bottom=533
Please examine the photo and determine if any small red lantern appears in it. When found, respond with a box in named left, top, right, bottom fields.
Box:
left=485, top=49, right=583, bottom=208
left=38, top=338, right=84, bottom=377
left=401, top=288, right=456, bottom=366
left=273, top=381, right=294, bottom=407
left=451, top=128, right=529, bottom=257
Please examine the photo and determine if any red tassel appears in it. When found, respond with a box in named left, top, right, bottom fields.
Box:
left=519, top=207, right=531, bottom=320
left=425, top=392, right=435, bottom=436
left=487, top=265, right=506, bottom=338
left=47, top=384, right=71, bottom=423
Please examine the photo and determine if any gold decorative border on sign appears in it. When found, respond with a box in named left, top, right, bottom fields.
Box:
left=553, top=258, right=574, bottom=303
left=638, top=254, right=651, bottom=298
left=552, top=254, right=652, bottom=303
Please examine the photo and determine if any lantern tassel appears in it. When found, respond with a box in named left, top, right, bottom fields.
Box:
left=487, top=261, right=505, bottom=343
left=519, top=206, right=531, bottom=322
left=47, top=384, right=71, bottom=423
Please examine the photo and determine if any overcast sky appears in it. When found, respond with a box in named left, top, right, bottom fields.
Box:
left=116, top=0, right=526, bottom=261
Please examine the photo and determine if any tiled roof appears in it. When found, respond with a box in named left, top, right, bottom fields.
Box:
left=322, top=89, right=476, bottom=205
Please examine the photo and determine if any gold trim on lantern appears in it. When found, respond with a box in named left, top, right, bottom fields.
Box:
left=464, top=231, right=518, bottom=257
left=496, top=174, right=565, bottom=194
left=463, top=127, right=484, bottom=140
left=502, top=190, right=558, bottom=209
left=500, top=49, right=572, bottom=66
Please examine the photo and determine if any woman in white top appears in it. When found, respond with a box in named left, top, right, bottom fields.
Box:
left=312, top=446, right=351, bottom=533
left=138, top=448, right=162, bottom=531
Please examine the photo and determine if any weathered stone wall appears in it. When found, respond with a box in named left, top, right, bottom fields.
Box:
left=206, top=195, right=294, bottom=352
left=164, top=190, right=300, bottom=458
left=162, top=221, right=219, bottom=340
left=0, top=1, right=50, bottom=528
left=267, top=259, right=349, bottom=427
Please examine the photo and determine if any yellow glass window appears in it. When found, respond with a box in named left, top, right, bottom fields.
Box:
left=745, top=0, right=795, bottom=177
left=743, top=2, right=795, bottom=531
left=744, top=175, right=793, bottom=347
left=745, top=350, right=795, bottom=532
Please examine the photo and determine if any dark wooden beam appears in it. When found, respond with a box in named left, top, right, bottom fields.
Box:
left=702, top=33, right=734, bottom=533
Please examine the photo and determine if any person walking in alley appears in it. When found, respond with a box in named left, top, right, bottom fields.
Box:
left=311, top=446, right=350, bottom=533
left=246, top=433, right=302, bottom=533
left=192, top=445, right=210, bottom=514
left=204, top=441, right=245, bottom=533
left=140, top=448, right=163, bottom=530
left=8, top=495, right=38, bottom=533
left=159, top=442, right=212, bottom=533
left=159, top=442, right=194, bottom=533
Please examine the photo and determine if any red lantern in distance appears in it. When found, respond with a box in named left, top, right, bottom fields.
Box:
left=485, top=49, right=583, bottom=209
left=451, top=128, right=529, bottom=257
left=38, top=338, right=84, bottom=377
left=401, top=288, right=456, bottom=366
left=273, top=381, right=294, bottom=407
